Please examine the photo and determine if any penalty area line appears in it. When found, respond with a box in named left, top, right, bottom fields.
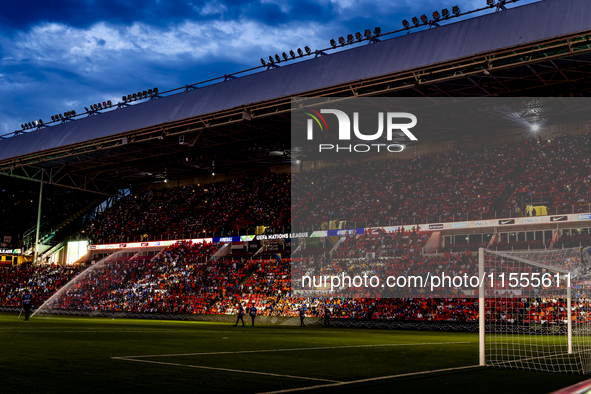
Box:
left=113, top=341, right=473, bottom=359
left=113, top=357, right=341, bottom=383
left=256, top=365, right=482, bottom=394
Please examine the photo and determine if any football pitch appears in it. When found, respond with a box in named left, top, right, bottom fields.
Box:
left=0, top=314, right=588, bottom=394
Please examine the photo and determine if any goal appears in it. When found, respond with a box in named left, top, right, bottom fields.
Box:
left=479, top=247, right=591, bottom=374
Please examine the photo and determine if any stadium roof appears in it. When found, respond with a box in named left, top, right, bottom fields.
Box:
left=2, top=0, right=591, bottom=194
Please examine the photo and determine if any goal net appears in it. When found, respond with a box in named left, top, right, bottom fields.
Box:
left=480, top=247, right=591, bottom=374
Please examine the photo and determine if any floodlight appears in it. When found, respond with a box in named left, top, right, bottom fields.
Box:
left=433, top=11, right=440, bottom=20
left=330, top=39, right=336, bottom=48
left=102, top=101, right=107, bottom=107
left=487, top=0, right=494, bottom=6
left=297, top=48, right=303, bottom=56
left=402, top=19, right=409, bottom=28
left=347, top=34, right=353, bottom=43
left=452, top=5, right=460, bottom=14
left=442, top=8, right=450, bottom=17
left=282, top=52, right=288, bottom=61
left=531, top=124, right=540, bottom=132
left=373, top=27, right=381, bottom=36
left=269, top=55, right=274, bottom=64
left=107, top=100, right=112, bottom=107
left=338, top=36, right=345, bottom=45
left=364, top=29, right=371, bottom=37
left=153, top=87, right=158, bottom=94
left=132, top=93, right=137, bottom=100
left=51, top=116, right=55, bottom=121
left=304, top=46, right=311, bottom=54
left=420, top=14, right=428, bottom=23
left=412, top=16, right=419, bottom=25
left=275, top=54, right=281, bottom=62
left=142, top=91, right=147, bottom=97
left=127, top=94, right=132, bottom=101
left=289, top=50, right=296, bottom=59
left=355, top=32, right=362, bottom=40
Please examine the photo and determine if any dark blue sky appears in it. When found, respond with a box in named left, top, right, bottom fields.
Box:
left=0, top=0, right=541, bottom=135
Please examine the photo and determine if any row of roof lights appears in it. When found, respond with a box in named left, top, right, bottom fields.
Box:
left=330, top=28, right=381, bottom=48
left=51, top=111, right=76, bottom=122
left=21, top=120, right=43, bottom=130
left=85, top=101, right=113, bottom=112
left=261, top=47, right=311, bottom=66
left=402, top=6, right=460, bottom=28
left=122, top=88, right=158, bottom=103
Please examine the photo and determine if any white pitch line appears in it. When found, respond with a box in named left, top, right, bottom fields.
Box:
left=256, top=365, right=482, bottom=394
left=113, top=341, right=473, bottom=359
left=114, top=358, right=341, bottom=383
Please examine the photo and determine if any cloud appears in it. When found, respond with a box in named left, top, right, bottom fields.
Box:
left=0, top=17, right=333, bottom=132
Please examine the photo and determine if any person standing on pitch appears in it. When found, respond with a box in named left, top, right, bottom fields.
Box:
left=22, top=289, right=32, bottom=321
left=233, top=303, right=245, bottom=327
left=249, top=304, right=257, bottom=326
left=299, top=305, right=306, bottom=327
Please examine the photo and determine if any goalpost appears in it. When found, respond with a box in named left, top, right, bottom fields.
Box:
left=479, top=247, right=591, bottom=374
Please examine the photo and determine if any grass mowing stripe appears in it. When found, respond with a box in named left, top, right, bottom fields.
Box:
left=113, top=341, right=473, bottom=359
left=256, top=365, right=482, bottom=394
left=114, top=358, right=342, bottom=383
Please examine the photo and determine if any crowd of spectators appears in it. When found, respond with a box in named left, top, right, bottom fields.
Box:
left=85, top=174, right=289, bottom=244
left=0, top=264, right=81, bottom=307
left=293, top=132, right=591, bottom=230
left=76, top=132, right=591, bottom=247
left=1, top=235, right=589, bottom=325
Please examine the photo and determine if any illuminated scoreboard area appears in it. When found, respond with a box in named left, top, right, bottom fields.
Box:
left=66, top=241, right=89, bottom=265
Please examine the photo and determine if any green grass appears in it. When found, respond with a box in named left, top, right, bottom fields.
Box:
left=0, top=313, right=588, bottom=394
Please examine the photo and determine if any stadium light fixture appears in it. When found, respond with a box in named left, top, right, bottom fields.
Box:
left=412, top=16, right=419, bottom=26
left=420, top=14, right=428, bottom=23
left=274, top=54, right=281, bottom=63
left=268, top=56, right=274, bottom=64
left=373, top=27, right=381, bottom=36
left=487, top=0, right=494, bottom=6
left=304, top=46, right=311, bottom=54
left=297, top=48, right=304, bottom=57
left=442, top=8, right=450, bottom=18
left=338, top=36, right=345, bottom=46
left=330, top=38, right=337, bottom=48
left=433, top=10, right=440, bottom=20
left=260, top=58, right=266, bottom=66
left=364, top=29, right=371, bottom=37
left=289, top=50, right=296, bottom=59
left=402, top=19, right=410, bottom=28
left=347, top=34, right=353, bottom=44
left=282, top=52, right=288, bottom=61
left=355, top=32, right=362, bottom=41
left=452, top=5, right=460, bottom=14
left=531, top=124, right=540, bottom=132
